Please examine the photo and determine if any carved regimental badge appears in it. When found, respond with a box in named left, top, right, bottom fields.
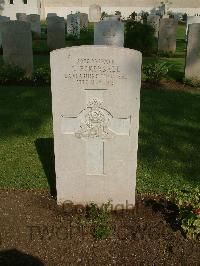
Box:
left=75, top=99, right=113, bottom=139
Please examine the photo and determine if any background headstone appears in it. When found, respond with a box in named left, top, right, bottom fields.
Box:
left=94, top=20, right=124, bottom=47
left=27, top=14, right=41, bottom=39
left=89, top=4, right=101, bottom=22
left=47, top=16, right=65, bottom=51
left=0, top=16, right=10, bottom=47
left=186, top=16, right=200, bottom=36
left=79, top=13, right=88, bottom=30
left=50, top=46, right=142, bottom=207
left=47, top=13, right=57, bottom=18
left=158, top=18, right=178, bottom=53
left=2, top=21, right=33, bottom=76
left=16, top=13, right=27, bottom=22
left=103, top=15, right=120, bottom=21
left=185, top=23, right=200, bottom=80
left=67, top=14, right=80, bottom=38
left=147, top=15, right=160, bottom=37
left=162, top=14, right=170, bottom=18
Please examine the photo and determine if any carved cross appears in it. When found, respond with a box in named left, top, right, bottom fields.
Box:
left=61, top=99, right=131, bottom=175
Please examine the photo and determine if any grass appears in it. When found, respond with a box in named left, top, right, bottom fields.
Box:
left=1, top=23, right=199, bottom=195
left=137, top=88, right=200, bottom=194
left=0, top=85, right=200, bottom=194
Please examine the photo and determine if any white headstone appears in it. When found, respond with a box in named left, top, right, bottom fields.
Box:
left=103, top=15, right=120, bottom=21
left=0, top=16, right=10, bottom=47
left=185, top=23, right=200, bottom=80
left=50, top=46, right=142, bottom=208
left=2, top=21, right=33, bottom=76
left=47, top=16, right=65, bottom=51
left=67, top=14, right=80, bottom=38
left=186, top=16, right=200, bottom=36
left=79, top=13, right=88, bottom=30
left=94, top=20, right=124, bottom=47
left=16, top=13, right=27, bottom=22
left=47, top=13, right=57, bottom=18
left=89, top=4, right=101, bottom=23
left=158, top=18, right=178, bottom=53
left=27, top=14, right=41, bottom=39
left=147, top=15, right=160, bottom=37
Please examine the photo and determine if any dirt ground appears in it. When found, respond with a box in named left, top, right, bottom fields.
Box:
left=0, top=189, right=200, bottom=266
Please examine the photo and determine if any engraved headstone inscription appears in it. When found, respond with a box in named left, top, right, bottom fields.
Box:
left=94, top=20, right=124, bottom=47
left=50, top=46, right=142, bottom=208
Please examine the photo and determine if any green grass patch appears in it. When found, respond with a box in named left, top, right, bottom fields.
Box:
left=137, top=88, right=200, bottom=194
left=0, top=85, right=199, bottom=194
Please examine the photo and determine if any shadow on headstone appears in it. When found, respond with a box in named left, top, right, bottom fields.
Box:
left=0, top=249, right=44, bottom=266
left=35, top=138, right=57, bottom=198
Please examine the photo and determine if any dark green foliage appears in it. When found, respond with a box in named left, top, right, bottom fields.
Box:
left=141, top=11, right=149, bottom=24
left=143, top=62, right=169, bottom=84
left=125, top=20, right=155, bottom=55
left=115, top=10, right=121, bottom=16
left=0, top=64, right=25, bottom=85
left=101, top=11, right=108, bottom=19
left=33, top=65, right=51, bottom=85
left=128, top=11, right=137, bottom=20
left=167, top=187, right=200, bottom=239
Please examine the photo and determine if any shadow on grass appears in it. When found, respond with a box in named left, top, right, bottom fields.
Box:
left=137, top=88, right=200, bottom=193
left=0, top=249, right=44, bottom=266
left=176, top=39, right=186, bottom=56
left=144, top=198, right=181, bottom=232
left=0, top=86, right=52, bottom=137
left=35, top=138, right=56, bottom=198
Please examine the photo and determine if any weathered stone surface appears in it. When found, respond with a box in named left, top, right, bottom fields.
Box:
left=16, top=13, right=27, bottom=21
left=79, top=13, right=88, bottom=30
left=50, top=46, right=142, bottom=208
left=67, top=14, right=80, bottom=38
left=94, top=20, right=124, bottom=47
left=89, top=4, right=101, bottom=23
left=162, top=14, right=170, bottom=18
left=158, top=18, right=177, bottom=53
left=185, top=23, right=200, bottom=80
left=2, top=21, right=33, bottom=76
left=186, top=16, right=200, bottom=36
left=103, top=15, right=120, bottom=21
left=47, top=16, right=65, bottom=50
left=147, top=15, right=160, bottom=37
left=27, top=14, right=41, bottom=39
left=47, top=13, right=57, bottom=18
left=0, top=16, right=10, bottom=47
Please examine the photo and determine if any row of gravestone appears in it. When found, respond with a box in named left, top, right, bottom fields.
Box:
left=147, top=15, right=200, bottom=80
left=1, top=14, right=200, bottom=81
left=0, top=19, right=199, bottom=210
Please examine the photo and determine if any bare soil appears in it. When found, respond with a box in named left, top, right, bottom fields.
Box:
left=0, top=189, right=200, bottom=266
